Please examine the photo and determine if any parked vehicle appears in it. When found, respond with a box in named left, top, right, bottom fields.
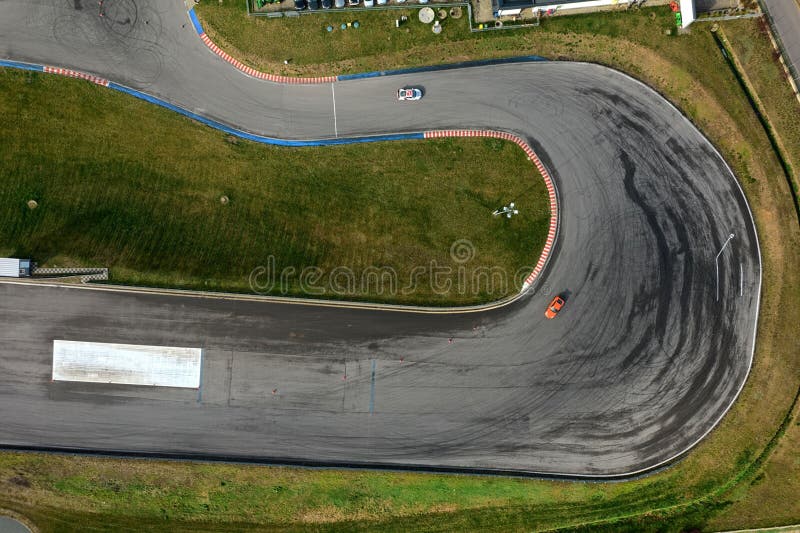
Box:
left=348, top=0, right=359, bottom=5
left=335, top=0, right=345, bottom=7
left=307, top=0, right=319, bottom=9
left=377, top=0, right=387, bottom=4
left=322, top=0, right=333, bottom=8
left=363, top=0, right=374, bottom=6
left=294, top=0, right=307, bottom=9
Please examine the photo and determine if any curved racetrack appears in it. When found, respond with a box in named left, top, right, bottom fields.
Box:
left=0, top=0, right=760, bottom=476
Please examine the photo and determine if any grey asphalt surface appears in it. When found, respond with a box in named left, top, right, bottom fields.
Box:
left=0, top=0, right=761, bottom=476
left=763, top=0, right=800, bottom=87
left=0, top=517, right=31, bottom=533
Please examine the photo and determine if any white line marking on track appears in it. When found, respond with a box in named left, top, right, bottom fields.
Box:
left=715, top=232, right=735, bottom=302
left=331, top=83, right=338, bottom=138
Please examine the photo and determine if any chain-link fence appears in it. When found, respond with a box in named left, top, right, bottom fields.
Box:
left=758, top=0, right=800, bottom=92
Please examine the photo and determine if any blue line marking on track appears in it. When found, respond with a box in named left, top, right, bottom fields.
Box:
left=337, top=55, right=548, bottom=81
left=369, top=359, right=376, bottom=415
left=1, top=61, right=425, bottom=146
left=107, top=82, right=424, bottom=146
left=188, top=8, right=204, bottom=35
left=0, top=59, right=44, bottom=72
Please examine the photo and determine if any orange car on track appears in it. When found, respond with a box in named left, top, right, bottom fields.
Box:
left=545, top=295, right=565, bottom=319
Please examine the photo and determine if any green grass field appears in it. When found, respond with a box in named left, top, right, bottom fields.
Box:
left=1, top=6, right=799, bottom=533
left=0, top=70, right=549, bottom=306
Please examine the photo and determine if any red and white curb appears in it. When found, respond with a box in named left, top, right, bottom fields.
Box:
left=199, top=33, right=335, bottom=84
left=42, top=66, right=109, bottom=87
left=425, top=130, right=558, bottom=293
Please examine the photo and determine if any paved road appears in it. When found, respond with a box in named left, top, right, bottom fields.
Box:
left=763, top=0, right=800, bottom=87
left=0, top=0, right=760, bottom=476
left=0, top=516, right=31, bottom=533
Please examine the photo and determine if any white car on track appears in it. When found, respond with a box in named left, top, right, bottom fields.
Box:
left=397, top=87, right=423, bottom=101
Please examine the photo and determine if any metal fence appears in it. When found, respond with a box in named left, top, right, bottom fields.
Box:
left=758, top=0, right=800, bottom=91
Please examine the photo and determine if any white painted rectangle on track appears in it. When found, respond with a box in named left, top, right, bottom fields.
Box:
left=52, top=340, right=202, bottom=388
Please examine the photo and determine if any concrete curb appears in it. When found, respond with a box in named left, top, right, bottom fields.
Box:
left=42, top=66, right=109, bottom=86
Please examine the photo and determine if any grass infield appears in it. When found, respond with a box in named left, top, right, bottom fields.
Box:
left=0, top=69, right=549, bottom=306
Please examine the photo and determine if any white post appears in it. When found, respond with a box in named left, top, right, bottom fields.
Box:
left=715, top=233, right=735, bottom=302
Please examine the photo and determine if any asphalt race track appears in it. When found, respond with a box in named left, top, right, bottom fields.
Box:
left=0, top=0, right=760, bottom=476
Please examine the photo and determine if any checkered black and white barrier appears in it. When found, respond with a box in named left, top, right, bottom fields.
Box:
left=32, top=267, right=109, bottom=283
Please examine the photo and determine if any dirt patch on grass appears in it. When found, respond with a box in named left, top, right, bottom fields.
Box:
left=7, top=476, right=31, bottom=489
left=299, top=506, right=348, bottom=523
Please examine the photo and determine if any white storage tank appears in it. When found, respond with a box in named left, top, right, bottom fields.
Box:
left=0, top=258, right=32, bottom=278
